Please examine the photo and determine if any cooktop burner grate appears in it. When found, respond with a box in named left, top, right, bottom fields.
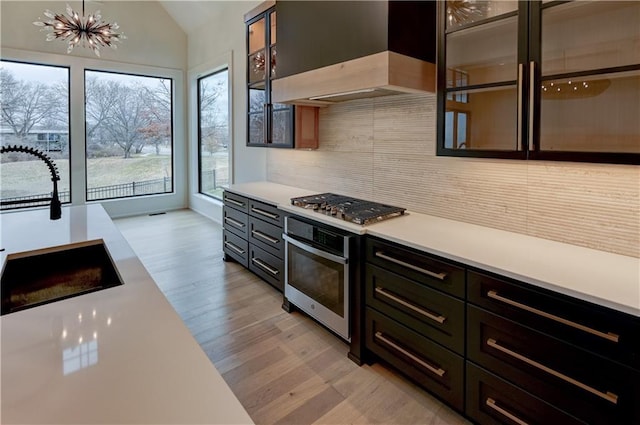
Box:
left=291, top=193, right=406, bottom=225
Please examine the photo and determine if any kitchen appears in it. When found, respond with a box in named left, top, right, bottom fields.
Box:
left=1, top=1, right=639, bottom=424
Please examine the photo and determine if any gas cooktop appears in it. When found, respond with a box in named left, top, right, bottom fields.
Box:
left=291, top=193, right=406, bottom=225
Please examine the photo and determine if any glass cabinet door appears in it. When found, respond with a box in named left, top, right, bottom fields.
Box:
left=440, top=1, right=523, bottom=155
left=439, top=0, right=640, bottom=164
left=247, top=8, right=294, bottom=148
left=248, top=17, right=266, bottom=84
left=536, top=1, right=640, bottom=156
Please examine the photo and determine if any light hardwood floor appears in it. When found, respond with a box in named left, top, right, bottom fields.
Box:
left=115, top=209, right=470, bottom=425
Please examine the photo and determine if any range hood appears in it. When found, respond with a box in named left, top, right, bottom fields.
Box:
left=272, top=51, right=436, bottom=106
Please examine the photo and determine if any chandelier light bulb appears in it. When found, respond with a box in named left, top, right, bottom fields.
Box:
left=33, top=1, right=125, bottom=57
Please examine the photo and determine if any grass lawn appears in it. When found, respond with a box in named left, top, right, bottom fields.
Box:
left=1, top=155, right=172, bottom=198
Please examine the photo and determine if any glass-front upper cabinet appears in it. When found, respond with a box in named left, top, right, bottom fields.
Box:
left=246, top=7, right=294, bottom=147
left=437, top=1, right=640, bottom=164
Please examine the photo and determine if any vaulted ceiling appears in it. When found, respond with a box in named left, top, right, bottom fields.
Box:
left=158, top=1, right=227, bottom=36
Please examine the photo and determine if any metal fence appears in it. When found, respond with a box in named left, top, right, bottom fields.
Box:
left=1, top=177, right=172, bottom=209
left=200, top=169, right=229, bottom=193
left=86, top=177, right=172, bottom=200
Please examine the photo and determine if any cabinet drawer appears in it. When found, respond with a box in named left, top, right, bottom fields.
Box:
left=366, top=237, right=465, bottom=299
left=249, top=244, right=284, bottom=292
left=468, top=270, right=640, bottom=371
left=466, top=362, right=586, bottom=425
left=365, top=264, right=464, bottom=354
left=467, top=305, right=640, bottom=425
left=223, top=206, right=248, bottom=239
left=223, top=191, right=249, bottom=213
left=223, top=230, right=248, bottom=267
left=365, top=307, right=464, bottom=411
left=248, top=199, right=283, bottom=227
left=249, top=217, right=283, bottom=259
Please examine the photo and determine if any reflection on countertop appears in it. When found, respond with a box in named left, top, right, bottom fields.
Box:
left=0, top=204, right=254, bottom=425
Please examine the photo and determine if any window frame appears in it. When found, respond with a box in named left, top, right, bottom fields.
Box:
left=84, top=68, right=175, bottom=202
left=0, top=47, right=186, bottom=218
left=0, top=59, right=72, bottom=211
left=196, top=67, right=230, bottom=200
left=188, top=52, right=233, bottom=221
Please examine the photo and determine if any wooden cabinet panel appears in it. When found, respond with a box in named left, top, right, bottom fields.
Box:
left=365, top=237, right=465, bottom=299
left=294, top=106, right=319, bottom=150
left=468, top=270, right=640, bottom=371
left=365, top=264, right=464, bottom=354
left=365, top=307, right=464, bottom=411
left=466, top=362, right=586, bottom=425
left=467, top=305, right=640, bottom=425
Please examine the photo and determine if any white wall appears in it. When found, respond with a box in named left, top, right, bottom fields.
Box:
left=186, top=0, right=266, bottom=222
left=1, top=1, right=189, bottom=218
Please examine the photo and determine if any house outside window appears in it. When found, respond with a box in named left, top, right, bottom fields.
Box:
left=0, top=60, right=70, bottom=209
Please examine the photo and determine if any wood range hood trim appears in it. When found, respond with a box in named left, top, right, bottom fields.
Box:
left=272, top=51, right=436, bottom=106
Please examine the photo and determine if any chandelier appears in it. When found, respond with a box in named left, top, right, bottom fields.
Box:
left=33, top=1, right=125, bottom=57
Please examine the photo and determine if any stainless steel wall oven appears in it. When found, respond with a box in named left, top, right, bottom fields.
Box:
left=283, top=216, right=355, bottom=341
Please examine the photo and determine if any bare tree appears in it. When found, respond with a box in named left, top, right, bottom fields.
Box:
left=0, top=68, right=66, bottom=140
left=85, top=77, right=119, bottom=138
left=199, top=76, right=227, bottom=155
left=137, top=79, right=172, bottom=154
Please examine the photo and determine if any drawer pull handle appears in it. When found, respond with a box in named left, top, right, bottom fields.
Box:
left=375, top=287, right=446, bottom=324
left=251, top=258, right=279, bottom=276
left=251, top=207, right=279, bottom=220
left=224, top=217, right=245, bottom=228
left=486, top=398, right=529, bottom=425
left=375, top=251, right=447, bottom=281
left=486, top=338, right=619, bottom=405
left=251, top=230, right=279, bottom=244
left=487, top=290, right=620, bottom=343
left=226, top=198, right=245, bottom=208
left=224, top=241, right=245, bottom=255
left=375, top=332, right=446, bottom=377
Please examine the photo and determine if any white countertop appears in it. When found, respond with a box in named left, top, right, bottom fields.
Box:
left=228, top=182, right=640, bottom=317
left=0, top=205, right=253, bottom=424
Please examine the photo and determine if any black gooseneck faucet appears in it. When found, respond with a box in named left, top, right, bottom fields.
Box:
left=1, top=145, right=62, bottom=220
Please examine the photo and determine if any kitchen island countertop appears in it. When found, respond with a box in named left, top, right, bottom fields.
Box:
left=0, top=204, right=253, bottom=424
left=228, top=181, right=640, bottom=317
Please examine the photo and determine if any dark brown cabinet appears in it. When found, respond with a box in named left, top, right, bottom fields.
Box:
left=360, top=234, right=640, bottom=424
left=466, top=362, right=587, bottom=425
left=223, top=190, right=285, bottom=291
left=466, top=270, right=640, bottom=425
left=362, top=237, right=466, bottom=412
left=437, top=0, right=640, bottom=164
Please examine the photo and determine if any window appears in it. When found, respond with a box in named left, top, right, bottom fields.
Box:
left=197, top=68, right=229, bottom=199
left=445, top=110, right=469, bottom=149
left=85, top=70, right=173, bottom=201
left=0, top=60, right=70, bottom=210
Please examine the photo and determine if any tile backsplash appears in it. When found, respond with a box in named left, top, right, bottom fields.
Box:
left=267, top=93, right=639, bottom=258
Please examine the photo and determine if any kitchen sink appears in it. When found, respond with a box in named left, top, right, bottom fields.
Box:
left=1, top=240, right=123, bottom=315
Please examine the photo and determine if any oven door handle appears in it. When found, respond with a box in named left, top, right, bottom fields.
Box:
left=283, top=234, right=348, bottom=264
